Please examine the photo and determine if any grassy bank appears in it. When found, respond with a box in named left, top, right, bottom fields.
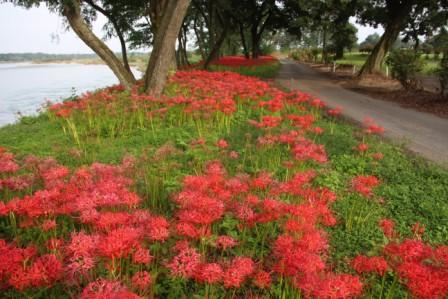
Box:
left=0, top=61, right=447, bottom=298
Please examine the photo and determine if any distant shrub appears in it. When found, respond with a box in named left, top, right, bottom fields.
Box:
left=359, top=44, right=374, bottom=53
left=290, top=48, right=316, bottom=62
left=386, top=49, right=423, bottom=90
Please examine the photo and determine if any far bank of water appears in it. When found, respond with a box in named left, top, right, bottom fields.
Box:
left=0, top=63, right=140, bottom=127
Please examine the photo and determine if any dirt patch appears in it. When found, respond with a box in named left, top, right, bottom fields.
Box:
left=348, top=88, right=448, bottom=118
left=302, top=61, right=448, bottom=118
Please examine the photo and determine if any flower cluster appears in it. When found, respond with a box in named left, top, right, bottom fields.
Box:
left=351, top=222, right=448, bottom=299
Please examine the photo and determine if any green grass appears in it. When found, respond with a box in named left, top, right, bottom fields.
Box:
left=210, top=61, right=281, bottom=78
left=336, top=52, right=441, bottom=75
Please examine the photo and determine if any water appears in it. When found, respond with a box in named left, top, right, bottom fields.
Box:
left=0, top=63, right=140, bottom=127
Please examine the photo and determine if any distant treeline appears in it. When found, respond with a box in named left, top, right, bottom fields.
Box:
left=0, top=52, right=148, bottom=62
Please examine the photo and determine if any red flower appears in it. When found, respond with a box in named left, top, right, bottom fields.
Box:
left=223, top=257, right=255, bottom=288
left=356, top=143, right=369, bottom=153
left=363, top=118, right=385, bottom=135
left=312, top=274, right=363, bottom=299
left=131, top=271, right=152, bottom=291
left=42, top=219, right=56, bottom=231
left=351, top=175, right=380, bottom=197
left=216, top=235, right=238, bottom=250
left=217, top=139, right=229, bottom=149
left=328, top=107, right=342, bottom=117
left=379, top=218, right=395, bottom=238
left=132, top=247, right=153, bottom=265
left=194, top=263, right=223, bottom=284
left=351, top=255, right=389, bottom=276
left=253, top=270, right=271, bottom=288
left=166, top=247, right=201, bottom=279
left=372, top=152, right=384, bottom=160
left=81, top=278, right=141, bottom=299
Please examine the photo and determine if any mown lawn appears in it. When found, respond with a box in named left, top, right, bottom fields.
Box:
left=0, top=58, right=447, bottom=298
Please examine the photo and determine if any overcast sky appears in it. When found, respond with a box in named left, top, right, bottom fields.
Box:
left=0, top=3, right=384, bottom=54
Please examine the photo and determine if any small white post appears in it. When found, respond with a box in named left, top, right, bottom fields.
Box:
left=332, top=62, right=336, bottom=72
left=386, top=66, right=389, bottom=77
left=353, top=65, right=356, bottom=75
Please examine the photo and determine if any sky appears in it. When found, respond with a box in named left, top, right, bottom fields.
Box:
left=0, top=3, right=384, bottom=54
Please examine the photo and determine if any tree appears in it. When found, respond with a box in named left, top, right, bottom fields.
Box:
left=5, top=0, right=190, bottom=95
left=226, top=0, right=285, bottom=58
left=357, top=0, right=448, bottom=77
left=359, top=33, right=381, bottom=52
left=84, top=0, right=136, bottom=76
left=61, top=0, right=136, bottom=88
left=144, top=0, right=190, bottom=95
left=331, top=23, right=358, bottom=59
left=430, top=27, right=448, bottom=58
left=357, top=0, right=415, bottom=76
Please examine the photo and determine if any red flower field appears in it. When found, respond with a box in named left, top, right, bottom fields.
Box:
left=0, top=65, right=447, bottom=298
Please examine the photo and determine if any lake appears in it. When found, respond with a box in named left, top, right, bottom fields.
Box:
left=0, top=63, right=140, bottom=127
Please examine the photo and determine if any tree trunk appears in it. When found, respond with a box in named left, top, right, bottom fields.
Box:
left=149, top=0, right=169, bottom=36
left=239, top=23, right=250, bottom=59
left=251, top=31, right=261, bottom=59
left=321, top=27, right=328, bottom=63
left=358, top=23, right=402, bottom=76
left=204, top=24, right=229, bottom=69
left=144, top=0, right=190, bottom=96
left=84, top=0, right=134, bottom=77
left=335, top=46, right=344, bottom=60
left=63, top=0, right=135, bottom=88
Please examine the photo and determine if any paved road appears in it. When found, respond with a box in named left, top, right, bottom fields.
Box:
left=276, top=59, right=448, bottom=166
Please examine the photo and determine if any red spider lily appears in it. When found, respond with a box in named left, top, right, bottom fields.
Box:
left=222, top=257, right=255, bottom=288
left=356, top=143, right=369, bottom=153
left=312, top=127, right=324, bottom=135
left=287, top=114, right=315, bottom=129
left=0, top=241, right=62, bottom=291
left=351, top=255, right=389, bottom=276
left=0, top=151, right=19, bottom=174
left=327, top=106, right=342, bottom=117
left=217, top=139, right=229, bottom=149
left=379, top=218, right=396, bottom=239
left=363, top=118, right=385, bottom=135
left=292, top=138, right=328, bottom=163
left=229, top=150, right=239, bottom=159
left=253, top=270, right=271, bottom=289
left=81, top=278, right=141, bottom=299
left=166, top=246, right=201, bottom=279
left=250, top=115, right=283, bottom=128
left=412, top=222, right=426, bottom=237
left=132, top=246, right=153, bottom=265
left=372, top=152, right=384, bottom=160
left=131, top=271, right=152, bottom=291
left=216, top=235, right=238, bottom=250
left=194, top=263, right=224, bottom=284
left=382, top=238, right=448, bottom=299
left=351, top=175, right=380, bottom=197
left=311, top=98, right=327, bottom=109
left=42, top=219, right=56, bottom=231
left=259, top=96, right=284, bottom=112
left=311, top=273, right=364, bottom=299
